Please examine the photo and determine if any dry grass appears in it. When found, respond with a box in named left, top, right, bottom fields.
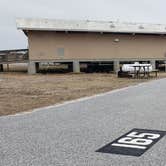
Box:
left=0, top=68, right=166, bottom=116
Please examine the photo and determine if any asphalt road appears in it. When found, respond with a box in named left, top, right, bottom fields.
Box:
left=0, top=78, right=166, bottom=166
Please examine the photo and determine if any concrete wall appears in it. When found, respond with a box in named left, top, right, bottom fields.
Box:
left=28, top=31, right=166, bottom=61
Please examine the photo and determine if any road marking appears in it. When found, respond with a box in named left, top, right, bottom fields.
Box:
left=96, top=128, right=166, bottom=157
left=111, top=143, right=146, bottom=149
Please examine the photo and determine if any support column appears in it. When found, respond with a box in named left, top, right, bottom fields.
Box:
left=0, top=64, right=3, bottom=72
left=73, top=61, right=80, bottom=73
left=150, top=60, right=156, bottom=70
left=113, top=60, right=120, bottom=73
left=28, top=62, right=38, bottom=74
left=7, top=64, right=9, bottom=72
left=165, top=61, right=166, bottom=72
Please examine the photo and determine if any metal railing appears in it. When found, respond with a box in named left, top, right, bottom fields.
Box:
left=0, top=49, right=29, bottom=64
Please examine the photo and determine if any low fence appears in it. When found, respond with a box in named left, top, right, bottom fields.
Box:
left=0, top=49, right=29, bottom=64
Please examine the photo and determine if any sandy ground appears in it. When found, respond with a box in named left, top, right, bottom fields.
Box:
left=0, top=64, right=166, bottom=116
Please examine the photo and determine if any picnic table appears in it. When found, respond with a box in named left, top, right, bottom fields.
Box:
left=132, top=64, right=158, bottom=78
left=118, top=63, right=159, bottom=78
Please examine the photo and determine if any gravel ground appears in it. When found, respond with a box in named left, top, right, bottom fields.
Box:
left=0, top=78, right=166, bottom=166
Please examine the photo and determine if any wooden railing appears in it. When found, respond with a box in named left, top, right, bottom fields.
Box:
left=0, top=49, right=29, bottom=63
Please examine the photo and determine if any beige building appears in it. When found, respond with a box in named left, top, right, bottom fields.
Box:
left=16, top=18, right=166, bottom=74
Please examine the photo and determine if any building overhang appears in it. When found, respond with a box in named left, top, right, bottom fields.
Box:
left=16, top=18, right=166, bottom=35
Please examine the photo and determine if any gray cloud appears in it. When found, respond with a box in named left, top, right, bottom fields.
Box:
left=0, top=0, right=166, bottom=50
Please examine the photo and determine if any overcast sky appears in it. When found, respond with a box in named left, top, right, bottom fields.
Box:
left=0, top=0, right=166, bottom=50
